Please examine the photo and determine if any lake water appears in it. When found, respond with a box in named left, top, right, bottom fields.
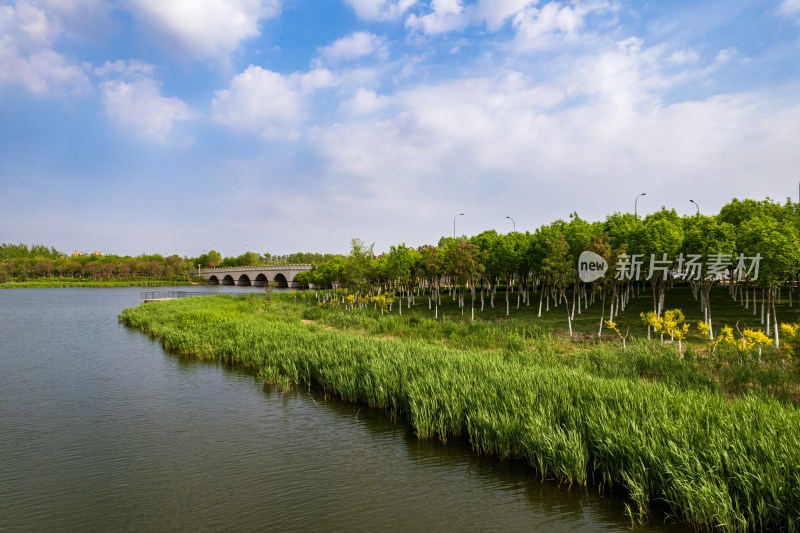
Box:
left=0, top=287, right=682, bottom=531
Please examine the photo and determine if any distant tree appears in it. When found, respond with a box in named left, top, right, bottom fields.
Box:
left=207, top=250, right=222, bottom=268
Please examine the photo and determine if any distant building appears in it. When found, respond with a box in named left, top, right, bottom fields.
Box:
left=72, top=250, right=85, bottom=256
left=90, top=251, right=103, bottom=256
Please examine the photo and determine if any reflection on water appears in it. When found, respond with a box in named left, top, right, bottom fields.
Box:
left=0, top=287, right=682, bottom=531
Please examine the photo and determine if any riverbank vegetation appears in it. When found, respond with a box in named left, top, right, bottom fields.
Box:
left=121, top=292, right=800, bottom=532
left=0, top=243, right=339, bottom=286
left=0, top=244, right=200, bottom=284
left=0, top=279, right=194, bottom=288
left=297, top=197, right=800, bottom=353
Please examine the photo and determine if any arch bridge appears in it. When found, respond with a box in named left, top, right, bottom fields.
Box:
left=197, top=265, right=311, bottom=288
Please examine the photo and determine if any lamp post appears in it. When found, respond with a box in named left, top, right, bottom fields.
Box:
left=454, top=213, right=464, bottom=239
left=635, top=192, right=646, bottom=218
left=506, top=216, right=515, bottom=232
left=690, top=199, right=699, bottom=215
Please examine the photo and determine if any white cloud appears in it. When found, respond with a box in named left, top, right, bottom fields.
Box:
left=0, top=40, right=91, bottom=95
left=715, top=48, right=737, bottom=65
left=474, top=0, right=536, bottom=31
left=406, top=0, right=469, bottom=34
left=211, top=65, right=337, bottom=137
left=127, top=0, right=281, bottom=61
left=404, top=0, right=610, bottom=38
left=669, top=48, right=699, bottom=65
left=306, top=35, right=800, bottom=228
left=318, top=32, right=389, bottom=62
left=345, top=0, right=417, bottom=21
left=99, top=66, right=196, bottom=143
left=0, top=1, right=91, bottom=95
left=339, top=87, right=391, bottom=115
left=778, top=0, right=800, bottom=15
left=93, top=58, right=155, bottom=77
left=513, top=1, right=613, bottom=51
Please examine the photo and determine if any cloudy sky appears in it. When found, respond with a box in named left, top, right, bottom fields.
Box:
left=1, top=0, right=798, bottom=257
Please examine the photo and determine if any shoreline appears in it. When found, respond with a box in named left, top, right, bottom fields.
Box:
left=120, top=293, right=800, bottom=532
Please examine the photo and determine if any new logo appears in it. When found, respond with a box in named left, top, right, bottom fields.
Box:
left=578, top=251, right=608, bottom=282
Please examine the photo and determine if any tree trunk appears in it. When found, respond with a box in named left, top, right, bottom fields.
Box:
left=563, top=291, right=572, bottom=337
left=773, top=289, right=779, bottom=347
left=538, top=288, right=544, bottom=317
left=598, top=290, right=606, bottom=337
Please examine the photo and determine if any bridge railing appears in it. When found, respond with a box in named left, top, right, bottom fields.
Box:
left=197, top=264, right=311, bottom=273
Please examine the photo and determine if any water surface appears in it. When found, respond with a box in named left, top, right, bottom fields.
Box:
left=0, top=287, right=682, bottom=531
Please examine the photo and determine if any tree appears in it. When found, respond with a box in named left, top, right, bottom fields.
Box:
left=417, top=245, right=445, bottom=313
left=542, top=236, right=575, bottom=336
left=588, top=234, right=625, bottom=336
left=636, top=209, right=684, bottom=316
left=564, top=213, right=600, bottom=319
left=198, top=250, right=222, bottom=268
left=740, top=216, right=800, bottom=346
left=387, top=244, right=418, bottom=313
left=604, top=212, right=641, bottom=251
left=443, top=239, right=486, bottom=320
left=488, top=234, right=518, bottom=315
left=681, top=215, right=736, bottom=339
left=345, top=238, right=374, bottom=300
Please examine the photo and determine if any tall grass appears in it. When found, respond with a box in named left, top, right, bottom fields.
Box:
left=121, top=294, right=800, bottom=531
left=306, top=301, right=799, bottom=401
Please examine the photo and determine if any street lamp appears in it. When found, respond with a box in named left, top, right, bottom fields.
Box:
left=453, top=213, right=464, bottom=239
left=506, top=216, right=515, bottom=232
left=635, top=192, right=646, bottom=218
left=690, top=199, right=699, bottom=215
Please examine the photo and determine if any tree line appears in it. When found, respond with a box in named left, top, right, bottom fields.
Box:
left=0, top=245, right=342, bottom=283
left=296, top=197, right=800, bottom=344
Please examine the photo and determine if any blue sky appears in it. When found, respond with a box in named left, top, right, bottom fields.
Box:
left=1, top=0, right=799, bottom=257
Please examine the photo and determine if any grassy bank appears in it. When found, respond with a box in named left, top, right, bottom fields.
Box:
left=120, top=293, right=800, bottom=531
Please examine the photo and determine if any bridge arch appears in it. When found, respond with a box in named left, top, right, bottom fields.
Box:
left=198, top=265, right=311, bottom=288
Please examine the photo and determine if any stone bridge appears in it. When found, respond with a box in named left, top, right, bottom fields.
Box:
left=197, top=265, right=311, bottom=288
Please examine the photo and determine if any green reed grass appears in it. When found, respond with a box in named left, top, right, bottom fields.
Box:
left=120, top=294, right=800, bottom=531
